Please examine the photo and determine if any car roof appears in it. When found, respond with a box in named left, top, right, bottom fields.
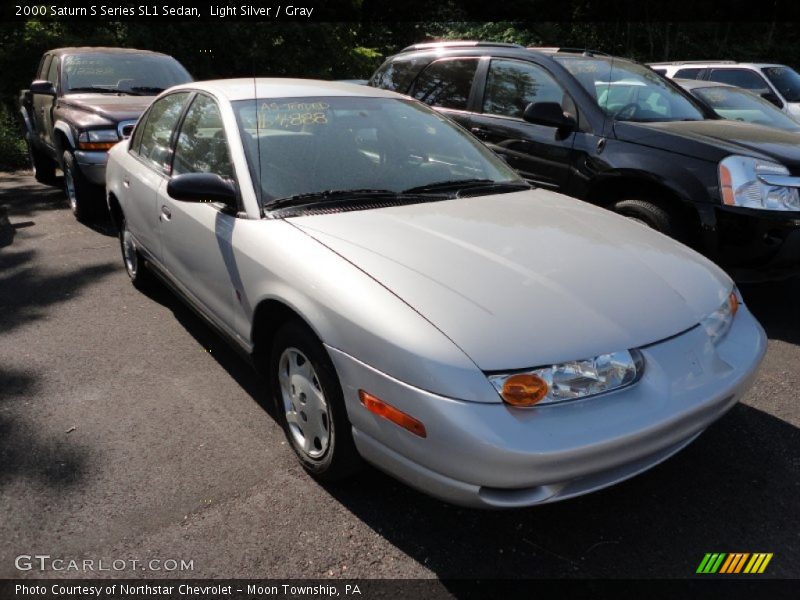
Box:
left=48, top=47, right=172, bottom=57
left=168, top=78, right=404, bottom=101
left=649, top=61, right=786, bottom=69
left=673, top=78, right=736, bottom=90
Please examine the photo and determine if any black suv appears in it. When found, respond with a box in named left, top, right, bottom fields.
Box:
left=369, top=42, right=800, bottom=281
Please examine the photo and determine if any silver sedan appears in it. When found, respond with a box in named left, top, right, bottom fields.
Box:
left=105, top=79, right=766, bottom=508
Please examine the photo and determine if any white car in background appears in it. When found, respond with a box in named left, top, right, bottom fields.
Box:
left=650, top=61, right=800, bottom=120
left=105, top=79, right=767, bottom=508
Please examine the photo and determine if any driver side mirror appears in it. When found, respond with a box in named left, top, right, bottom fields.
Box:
left=30, top=80, right=56, bottom=96
left=522, top=102, right=576, bottom=130
left=167, top=173, right=237, bottom=206
left=760, top=91, right=784, bottom=109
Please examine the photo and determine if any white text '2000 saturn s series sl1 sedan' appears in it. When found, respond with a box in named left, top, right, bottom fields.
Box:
left=105, top=79, right=767, bottom=508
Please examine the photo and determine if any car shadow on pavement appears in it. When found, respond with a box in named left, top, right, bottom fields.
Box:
left=0, top=367, right=87, bottom=489
left=0, top=172, right=67, bottom=216
left=320, top=403, right=800, bottom=580
left=740, top=277, right=800, bottom=345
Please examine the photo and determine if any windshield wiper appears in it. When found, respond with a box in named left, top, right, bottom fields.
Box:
left=403, top=179, right=531, bottom=196
left=129, top=86, right=165, bottom=94
left=264, top=189, right=402, bottom=211
left=67, top=86, right=124, bottom=94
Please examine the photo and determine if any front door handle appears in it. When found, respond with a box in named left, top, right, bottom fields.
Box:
left=470, top=126, right=491, bottom=138
left=160, top=205, right=172, bottom=221
left=122, top=177, right=130, bottom=188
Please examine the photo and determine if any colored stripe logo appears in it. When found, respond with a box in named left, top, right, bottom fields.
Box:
left=697, top=552, right=773, bottom=574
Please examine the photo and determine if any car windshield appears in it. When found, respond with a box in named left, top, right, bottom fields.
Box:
left=232, top=96, right=523, bottom=209
left=554, top=56, right=706, bottom=122
left=761, top=66, right=800, bottom=103
left=63, top=52, right=191, bottom=95
left=692, top=85, right=800, bottom=131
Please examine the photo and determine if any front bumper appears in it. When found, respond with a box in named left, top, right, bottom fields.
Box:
left=327, top=303, right=767, bottom=509
left=712, top=205, right=800, bottom=282
left=74, top=150, right=108, bottom=186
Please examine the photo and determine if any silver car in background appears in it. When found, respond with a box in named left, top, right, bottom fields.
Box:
left=105, top=79, right=767, bottom=508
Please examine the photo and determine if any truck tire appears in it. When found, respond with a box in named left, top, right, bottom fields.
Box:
left=62, top=150, right=101, bottom=222
left=27, top=136, right=57, bottom=185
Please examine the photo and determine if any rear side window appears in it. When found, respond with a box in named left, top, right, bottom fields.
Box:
left=707, top=69, right=769, bottom=92
left=133, top=92, right=190, bottom=172
left=411, top=58, right=479, bottom=111
left=482, top=59, right=565, bottom=118
left=674, top=68, right=703, bottom=79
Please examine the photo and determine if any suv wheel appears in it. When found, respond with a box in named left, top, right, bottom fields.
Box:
left=612, top=199, right=687, bottom=241
left=63, top=149, right=100, bottom=221
left=27, top=136, right=57, bottom=185
left=270, top=321, right=362, bottom=482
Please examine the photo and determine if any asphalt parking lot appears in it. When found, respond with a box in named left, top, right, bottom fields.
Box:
left=1, top=171, right=799, bottom=581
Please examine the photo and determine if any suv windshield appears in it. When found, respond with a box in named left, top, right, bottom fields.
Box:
left=232, top=96, right=522, bottom=208
left=762, top=66, right=800, bottom=103
left=692, top=85, right=800, bottom=131
left=63, top=52, right=191, bottom=95
left=554, top=56, right=706, bottom=122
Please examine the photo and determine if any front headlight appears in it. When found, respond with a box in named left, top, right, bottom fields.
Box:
left=700, top=288, right=739, bottom=344
left=719, top=155, right=800, bottom=211
left=77, top=129, right=120, bottom=151
left=488, top=349, right=644, bottom=408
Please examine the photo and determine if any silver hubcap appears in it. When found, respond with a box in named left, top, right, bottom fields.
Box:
left=278, top=347, right=330, bottom=459
left=64, top=166, right=77, bottom=211
left=122, top=225, right=138, bottom=278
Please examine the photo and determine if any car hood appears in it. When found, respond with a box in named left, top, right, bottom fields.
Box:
left=60, top=94, right=153, bottom=122
left=290, top=190, right=732, bottom=371
left=615, top=119, right=800, bottom=169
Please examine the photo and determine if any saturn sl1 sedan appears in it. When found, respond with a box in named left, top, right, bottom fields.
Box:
left=105, top=79, right=767, bottom=508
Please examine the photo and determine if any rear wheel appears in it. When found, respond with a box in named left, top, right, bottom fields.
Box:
left=612, top=198, right=687, bottom=241
left=63, top=149, right=101, bottom=221
left=119, top=216, right=154, bottom=289
left=27, top=136, right=57, bottom=185
left=270, top=321, right=362, bottom=482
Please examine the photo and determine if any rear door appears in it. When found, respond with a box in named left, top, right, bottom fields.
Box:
left=123, top=91, right=191, bottom=260
left=468, top=58, right=578, bottom=191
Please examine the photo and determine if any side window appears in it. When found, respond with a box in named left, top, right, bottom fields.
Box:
left=172, top=94, right=233, bottom=180
left=482, top=59, right=565, bottom=119
left=674, top=68, right=703, bottom=79
left=707, top=69, right=769, bottom=92
left=47, top=57, right=59, bottom=88
left=411, top=58, right=479, bottom=111
left=368, top=57, right=427, bottom=92
left=135, top=92, right=190, bottom=172
left=129, top=108, right=150, bottom=155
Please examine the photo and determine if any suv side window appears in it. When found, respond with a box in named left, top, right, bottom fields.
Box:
left=134, top=92, right=190, bottom=172
left=482, top=59, right=565, bottom=119
left=707, top=68, right=770, bottom=92
left=46, top=57, right=59, bottom=88
left=411, top=58, right=479, bottom=111
left=172, top=94, right=234, bottom=180
left=674, top=68, right=703, bottom=79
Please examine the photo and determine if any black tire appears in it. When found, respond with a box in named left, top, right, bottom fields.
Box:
left=27, top=136, right=57, bottom=185
left=119, top=215, right=154, bottom=290
left=270, top=320, right=362, bottom=482
left=612, top=198, right=687, bottom=242
left=62, top=149, right=102, bottom=221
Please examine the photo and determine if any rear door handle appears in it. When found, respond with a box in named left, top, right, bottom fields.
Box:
left=160, top=205, right=171, bottom=221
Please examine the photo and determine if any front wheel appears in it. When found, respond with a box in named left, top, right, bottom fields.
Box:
left=612, top=198, right=687, bottom=242
left=63, top=150, right=101, bottom=221
left=270, top=321, right=362, bottom=482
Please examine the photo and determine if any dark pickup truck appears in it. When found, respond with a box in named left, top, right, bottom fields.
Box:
left=20, top=47, right=192, bottom=220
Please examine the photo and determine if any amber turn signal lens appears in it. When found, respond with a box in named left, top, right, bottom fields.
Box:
left=359, top=390, right=427, bottom=438
left=720, top=165, right=735, bottom=206
left=77, top=141, right=116, bottom=151
left=501, top=374, right=549, bottom=407
left=730, top=291, right=739, bottom=316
